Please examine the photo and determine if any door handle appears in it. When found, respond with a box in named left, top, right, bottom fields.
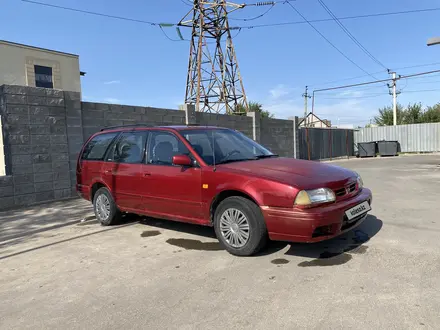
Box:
left=104, top=170, right=113, bottom=174
left=144, top=173, right=151, bottom=177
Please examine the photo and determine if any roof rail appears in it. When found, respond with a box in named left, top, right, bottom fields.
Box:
left=100, top=124, right=154, bottom=132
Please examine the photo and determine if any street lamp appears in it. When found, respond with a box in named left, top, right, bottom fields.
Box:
left=427, top=37, right=440, bottom=46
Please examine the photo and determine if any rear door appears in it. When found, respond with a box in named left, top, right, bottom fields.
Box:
left=140, top=130, right=203, bottom=222
left=101, top=131, right=149, bottom=211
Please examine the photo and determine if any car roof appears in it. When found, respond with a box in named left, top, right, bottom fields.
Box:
left=99, top=125, right=231, bottom=134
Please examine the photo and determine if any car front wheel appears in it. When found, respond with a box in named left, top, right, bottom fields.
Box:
left=214, top=196, right=267, bottom=256
left=93, top=187, right=120, bottom=226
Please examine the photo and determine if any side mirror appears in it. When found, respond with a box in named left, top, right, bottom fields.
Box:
left=172, top=154, right=192, bottom=166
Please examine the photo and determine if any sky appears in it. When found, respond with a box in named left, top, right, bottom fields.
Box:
left=2, top=0, right=440, bottom=126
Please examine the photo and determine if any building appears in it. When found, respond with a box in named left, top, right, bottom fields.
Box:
left=298, top=112, right=331, bottom=128
left=0, top=40, right=83, bottom=93
left=0, top=40, right=84, bottom=175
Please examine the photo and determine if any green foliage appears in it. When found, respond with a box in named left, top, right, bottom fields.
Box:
left=423, top=103, right=440, bottom=123
left=374, top=102, right=440, bottom=126
left=374, top=104, right=404, bottom=126
left=236, top=101, right=274, bottom=118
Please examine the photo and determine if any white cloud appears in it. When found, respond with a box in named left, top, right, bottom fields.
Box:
left=104, top=80, right=121, bottom=85
left=269, top=84, right=295, bottom=100
left=104, top=98, right=121, bottom=104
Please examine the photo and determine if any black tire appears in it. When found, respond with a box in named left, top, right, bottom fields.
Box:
left=93, top=187, right=121, bottom=226
left=214, top=196, right=267, bottom=256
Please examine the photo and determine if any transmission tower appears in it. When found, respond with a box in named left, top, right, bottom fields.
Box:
left=179, top=0, right=249, bottom=115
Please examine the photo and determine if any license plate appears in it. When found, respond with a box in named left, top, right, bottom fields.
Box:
left=345, top=201, right=371, bottom=221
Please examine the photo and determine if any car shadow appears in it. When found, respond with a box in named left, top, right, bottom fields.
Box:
left=139, top=215, right=382, bottom=259
left=139, top=217, right=217, bottom=238
left=285, top=215, right=383, bottom=266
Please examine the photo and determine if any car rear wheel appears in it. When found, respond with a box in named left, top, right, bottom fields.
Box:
left=214, top=196, right=267, bottom=256
left=93, top=187, right=121, bottom=226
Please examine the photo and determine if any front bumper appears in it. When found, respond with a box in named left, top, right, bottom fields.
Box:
left=262, top=188, right=373, bottom=243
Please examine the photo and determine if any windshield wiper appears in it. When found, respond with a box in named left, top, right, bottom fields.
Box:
left=216, top=158, right=256, bottom=165
left=254, top=154, right=279, bottom=159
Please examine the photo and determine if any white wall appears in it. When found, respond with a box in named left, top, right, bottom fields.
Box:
left=0, top=41, right=81, bottom=93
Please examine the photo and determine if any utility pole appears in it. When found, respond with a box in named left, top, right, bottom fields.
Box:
left=302, top=86, right=311, bottom=127
left=388, top=71, right=401, bottom=126
left=178, top=0, right=249, bottom=114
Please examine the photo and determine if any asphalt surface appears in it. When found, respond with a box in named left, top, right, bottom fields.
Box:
left=1, top=154, right=440, bottom=329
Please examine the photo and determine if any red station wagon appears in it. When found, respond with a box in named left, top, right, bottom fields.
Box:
left=77, top=125, right=372, bottom=256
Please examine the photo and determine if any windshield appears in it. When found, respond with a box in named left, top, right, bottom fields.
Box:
left=179, top=129, right=276, bottom=165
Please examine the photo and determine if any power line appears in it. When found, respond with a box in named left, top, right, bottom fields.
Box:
left=159, top=26, right=187, bottom=42
left=285, top=2, right=377, bottom=80
left=179, top=0, right=193, bottom=7
left=232, top=7, right=440, bottom=29
left=394, top=61, right=440, bottom=71
left=21, top=0, right=161, bottom=25
left=230, top=4, right=275, bottom=21
left=317, top=0, right=387, bottom=70
left=313, top=69, right=440, bottom=94
left=404, top=79, right=440, bottom=85
left=230, top=0, right=295, bottom=21
left=321, top=94, right=389, bottom=100
left=311, top=62, right=440, bottom=88
left=402, top=88, right=440, bottom=93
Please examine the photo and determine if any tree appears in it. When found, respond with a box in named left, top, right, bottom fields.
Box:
left=422, top=103, right=440, bottom=123
left=235, top=101, right=274, bottom=118
left=374, top=104, right=404, bottom=126
left=374, top=102, right=440, bottom=126
left=403, top=103, right=423, bottom=124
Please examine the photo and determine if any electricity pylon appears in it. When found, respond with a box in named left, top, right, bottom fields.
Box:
left=179, top=0, right=249, bottom=115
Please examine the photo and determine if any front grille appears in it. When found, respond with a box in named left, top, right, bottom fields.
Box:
left=335, top=187, right=346, bottom=197
left=334, top=182, right=357, bottom=198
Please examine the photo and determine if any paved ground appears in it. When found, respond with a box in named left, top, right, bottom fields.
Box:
left=1, top=154, right=440, bottom=329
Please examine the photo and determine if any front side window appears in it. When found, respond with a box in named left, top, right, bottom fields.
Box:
left=180, top=129, right=274, bottom=165
left=34, top=65, right=53, bottom=88
left=147, top=131, right=190, bottom=166
left=81, top=133, right=118, bottom=161
left=112, top=131, right=148, bottom=164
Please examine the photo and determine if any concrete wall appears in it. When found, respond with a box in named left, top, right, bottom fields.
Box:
left=0, top=116, right=5, bottom=176
left=0, top=84, right=299, bottom=210
left=260, top=117, right=297, bottom=157
left=0, top=41, right=81, bottom=93
left=0, top=85, right=73, bottom=209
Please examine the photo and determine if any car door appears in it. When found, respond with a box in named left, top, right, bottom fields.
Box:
left=140, top=130, right=203, bottom=222
left=101, top=131, right=148, bottom=212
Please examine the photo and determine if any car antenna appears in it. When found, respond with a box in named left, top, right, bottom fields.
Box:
left=212, top=129, right=217, bottom=172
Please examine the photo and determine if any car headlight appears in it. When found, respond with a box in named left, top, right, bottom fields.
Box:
left=355, top=172, right=363, bottom=190
left=294, top=188, right=336, bottom=206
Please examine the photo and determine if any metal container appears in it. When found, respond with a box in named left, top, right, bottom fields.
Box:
left=377, top=140, right=398, bottom=156
left=357, top=142, right=376, bottom=157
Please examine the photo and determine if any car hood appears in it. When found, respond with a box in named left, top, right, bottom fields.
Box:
left=217, top=157, right=356, bottom=189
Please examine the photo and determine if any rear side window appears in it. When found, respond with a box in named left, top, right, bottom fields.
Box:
left=81, top=133, right=118, bottom=161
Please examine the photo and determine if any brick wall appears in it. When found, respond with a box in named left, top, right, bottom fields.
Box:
left=0, top=84, right=299, bottom=210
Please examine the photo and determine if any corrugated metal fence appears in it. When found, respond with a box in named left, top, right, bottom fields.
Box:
left=298, top=127, right=354, bottom=160
left=354, top=123, right=440, bottom=152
